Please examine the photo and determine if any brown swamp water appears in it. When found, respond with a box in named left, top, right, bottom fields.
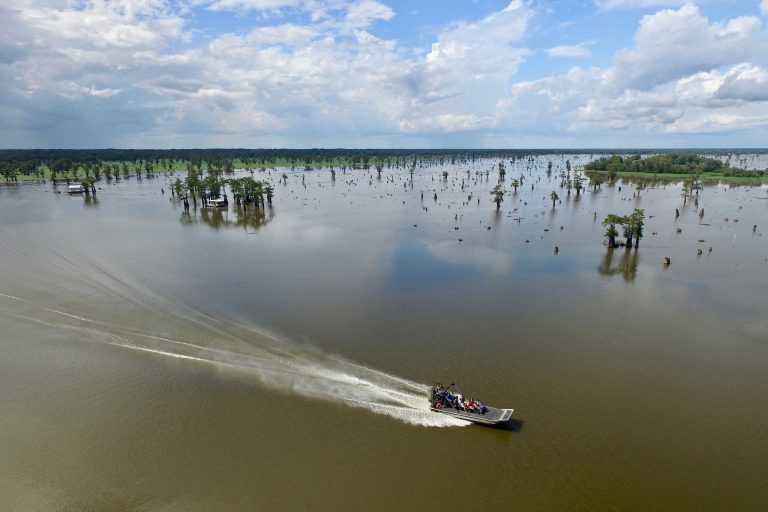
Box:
left=1, top=156, right=768, bottom=511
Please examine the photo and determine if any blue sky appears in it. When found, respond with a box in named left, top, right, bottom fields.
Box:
left=2, top=0, right=768, bottom=148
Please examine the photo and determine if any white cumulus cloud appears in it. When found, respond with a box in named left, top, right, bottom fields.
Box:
left=608, top=3, right=764, bottom=92
left=344, top=0, right=395, bottom=30
left=505, top=3, right=768, bottom=144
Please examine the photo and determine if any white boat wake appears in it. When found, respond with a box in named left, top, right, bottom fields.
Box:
left=0, top=292, right=468, bottom=428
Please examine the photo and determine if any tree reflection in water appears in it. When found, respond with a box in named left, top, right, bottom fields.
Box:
left=597, top=247, right=639, bottom=282
left=83, top=195, right=99, bottom=208
left=179, top=205, right=274, bottom=233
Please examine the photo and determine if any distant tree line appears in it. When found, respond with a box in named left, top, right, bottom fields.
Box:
left=3, top=148, right=766, bottom=183
left=3, top=148, right=767, bottom=167
left=0, top=148, right=608, bottom=167
left=0, top=149, right=587, bottom=181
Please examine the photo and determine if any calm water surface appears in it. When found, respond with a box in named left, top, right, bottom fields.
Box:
left=1, top=157, right=767, bottom=511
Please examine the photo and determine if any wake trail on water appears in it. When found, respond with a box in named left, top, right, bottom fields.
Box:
left=0, top=292, right=468, bottom=428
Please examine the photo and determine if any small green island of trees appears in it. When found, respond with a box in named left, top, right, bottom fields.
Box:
left=585, top=152, right=766, bottom=180
left=602, top=209, right=645, bottom=249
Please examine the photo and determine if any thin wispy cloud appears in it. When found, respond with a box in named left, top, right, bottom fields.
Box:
left=595, top=0, right=688, bottom=10
left=546, top=42, right=595, bottom=58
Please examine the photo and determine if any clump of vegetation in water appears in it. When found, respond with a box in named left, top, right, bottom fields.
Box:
left=227, top=177, right=271, bottom=208
left=602, top=209, right=645, bottom=249
left=490, top=185, right=504, bottom=210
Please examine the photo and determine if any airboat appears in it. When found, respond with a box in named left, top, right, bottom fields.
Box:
left=429, top=383, right=513, bottom=425
left=204, top=197, right=227, bottom=208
